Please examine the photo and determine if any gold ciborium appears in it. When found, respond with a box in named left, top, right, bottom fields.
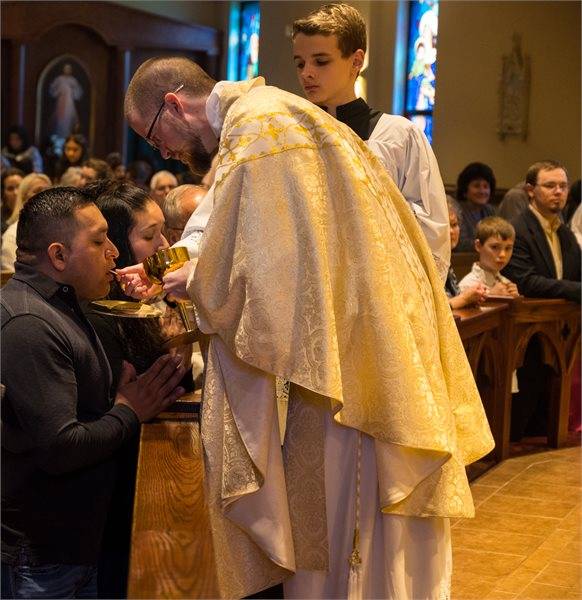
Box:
left=143, top=246, right=194, bottom=333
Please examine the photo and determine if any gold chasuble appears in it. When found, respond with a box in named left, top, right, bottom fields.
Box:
left=188, top=79, right=494, bottom=598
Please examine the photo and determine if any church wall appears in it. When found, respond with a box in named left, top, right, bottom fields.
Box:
left=433, top=1, right=581, bottom=187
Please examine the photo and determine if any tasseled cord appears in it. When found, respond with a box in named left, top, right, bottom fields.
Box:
left=347, top=431, right=363, bottom=600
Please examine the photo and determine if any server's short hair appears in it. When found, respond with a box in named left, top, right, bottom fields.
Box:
left=292, top=3, right=367, bottom=57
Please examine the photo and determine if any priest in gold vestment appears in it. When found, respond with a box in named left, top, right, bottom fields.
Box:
left=124, top=57, right=495, bottom=599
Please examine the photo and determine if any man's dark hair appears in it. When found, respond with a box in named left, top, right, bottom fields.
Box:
left=456, top=162, right=496, bottom=204
left=525, top=160, right=567, bottom=186
left=16, top=187, right=93, bottom=264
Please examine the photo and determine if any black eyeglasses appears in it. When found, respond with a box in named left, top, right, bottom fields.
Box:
left=145, top=83, right=184, bottom=148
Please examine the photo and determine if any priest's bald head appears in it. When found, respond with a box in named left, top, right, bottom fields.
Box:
left=124, top=57, right=218, bottom=176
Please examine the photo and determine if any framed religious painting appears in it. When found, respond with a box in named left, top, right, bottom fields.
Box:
left=35, top=54, right=92, bottom=157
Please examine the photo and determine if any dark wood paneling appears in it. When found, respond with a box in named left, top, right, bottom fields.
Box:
left=1, top=1, right=221, bottom=54
left=1, top=1, right=222, bottom=164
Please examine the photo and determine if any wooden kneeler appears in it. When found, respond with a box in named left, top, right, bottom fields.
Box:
left=128, top=394, right=220, bottom=598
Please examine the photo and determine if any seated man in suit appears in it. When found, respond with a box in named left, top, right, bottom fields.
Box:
left=502, top=160, right=581, bottom=302
left=502, top=160, right=580, bottom=441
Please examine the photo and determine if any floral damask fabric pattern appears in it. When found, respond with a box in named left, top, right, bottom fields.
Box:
left=282, top=385, right=328, bottom=571
left=202, top=338, right=294, bottom=598
left=190, top=80, right=495, bottom=597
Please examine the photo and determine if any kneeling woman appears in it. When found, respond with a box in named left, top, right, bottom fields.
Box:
left=83, top=180, right=193, bottom=598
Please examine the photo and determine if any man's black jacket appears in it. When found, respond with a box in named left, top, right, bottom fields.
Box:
left=502, top=208, right=581, bottom=302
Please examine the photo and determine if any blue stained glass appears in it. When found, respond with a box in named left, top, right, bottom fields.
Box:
left=405, top=0, right=439, bottom=114
left=238, top=1, right=260, bottom=81
left=410, top=114, right=433, bottom=144
left=227, top=3, right=241, bottom=81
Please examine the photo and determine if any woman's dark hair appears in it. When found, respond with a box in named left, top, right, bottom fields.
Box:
left=5, top=125, right=30, bottom=152
left=106, top=152, right=123, bottom=170
left=1, top=168, right=25, bottom=225
left=84, top=180, right=165, bottom=373
left=64, top=134, right=89, bottom=160
left=1, top=167, right=25, bottom=197
left=456, top=162, right=496, bottom=204
left=85, top=180, right=151, bottom=272
left=54, top=134, right=89, bottom=180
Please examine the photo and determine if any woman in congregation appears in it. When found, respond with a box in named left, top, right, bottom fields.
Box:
left=1, top=172, right=51, bottom=271
left=455, top=161, right=497, bottom=251
left=82, top=180, right=193, bottom=598
left=53, top=133, right=89, bottom=181
left=1, top=167, right=24, bottom=233
left=445, top=197, right=488, bottom=309
left=1, top=125, right=44, bottom=174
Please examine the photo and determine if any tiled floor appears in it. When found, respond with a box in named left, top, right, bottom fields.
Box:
left=452, top=444, right=581, bottom=599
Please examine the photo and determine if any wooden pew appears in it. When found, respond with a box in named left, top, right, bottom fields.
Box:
left=454, top=303, right=508, bottom=462
left=486, top=297, right=581, bottom=460
left=455, top=298, right=581, bottom=462
left=128, top=394, right=220, bottom=599
left=450, top=251, right=479, bottom=280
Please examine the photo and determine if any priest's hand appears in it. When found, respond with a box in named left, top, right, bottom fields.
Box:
left=163, top=259, right=197, bottom=302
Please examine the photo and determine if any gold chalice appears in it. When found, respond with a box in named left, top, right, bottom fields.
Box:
left=143, top=246, right=196, bottom=340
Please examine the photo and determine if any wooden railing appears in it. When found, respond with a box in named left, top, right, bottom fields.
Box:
left=127, top=394, right=220, bottom=599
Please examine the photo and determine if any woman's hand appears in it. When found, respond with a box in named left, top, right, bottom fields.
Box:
left=115, top=263, right=162, bottom=300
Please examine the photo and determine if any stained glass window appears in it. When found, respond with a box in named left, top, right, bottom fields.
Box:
left=404, top=0, right=439, bottom=143
left=227, top=1, right=260, bottom=81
